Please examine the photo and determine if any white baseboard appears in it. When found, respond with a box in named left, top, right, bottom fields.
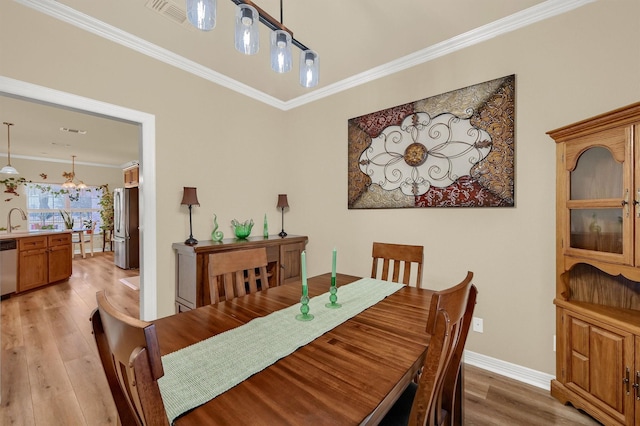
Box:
left=464, top=350, right=555, bottom=390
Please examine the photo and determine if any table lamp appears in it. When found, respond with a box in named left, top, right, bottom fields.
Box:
left=181, top=187, right=200, bottom=245
left=277, top=194, right=289, bottom=238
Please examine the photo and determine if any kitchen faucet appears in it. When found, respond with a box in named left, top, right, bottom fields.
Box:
left=7, top=207, right=27, bottom=234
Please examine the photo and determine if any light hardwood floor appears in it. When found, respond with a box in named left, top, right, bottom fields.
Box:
left=1, top=253, right=601, bottom=425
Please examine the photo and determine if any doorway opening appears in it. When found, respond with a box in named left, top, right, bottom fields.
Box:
left=0, top=76, right=158, bottom=320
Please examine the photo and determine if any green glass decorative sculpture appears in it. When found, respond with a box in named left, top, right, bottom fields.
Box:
left=231, top=219, right=253, bottom=239
left=263, top=214, right=269, bottom=238
left=211, top=214, right=224, bottom=242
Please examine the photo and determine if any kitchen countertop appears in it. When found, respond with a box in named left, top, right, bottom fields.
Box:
left=0, top=230, right=73, bottom=241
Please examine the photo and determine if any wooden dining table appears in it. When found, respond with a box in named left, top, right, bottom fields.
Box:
left=153, top=273, right=436, bottom=425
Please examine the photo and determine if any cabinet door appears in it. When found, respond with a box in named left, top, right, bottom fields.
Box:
left=279, top=242, right=305, bottom=285
left=635, top=337, right=640, bottom=426
left=18, top=248, right=48, bottom=291
left=49, top=243, right=71, bottom=283
left=563, top=128, right=633, bottom=265
left=565, top=313, right=633, bottom=425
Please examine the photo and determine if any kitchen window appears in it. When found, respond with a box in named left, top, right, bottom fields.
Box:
left=25, top=183, right=105, bottom=231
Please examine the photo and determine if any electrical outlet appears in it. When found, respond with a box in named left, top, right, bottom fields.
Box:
left=472, top=317, right=483, bottom=333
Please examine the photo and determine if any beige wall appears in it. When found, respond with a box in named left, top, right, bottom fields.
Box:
left=2, top=0, right=640, bottom=375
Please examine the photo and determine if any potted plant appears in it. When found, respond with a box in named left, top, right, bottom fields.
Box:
left=59, top=210, right=74, bottom=229
left=83, top=218, right=94, bottom=233
left=98, top=184, right=114, bottom=232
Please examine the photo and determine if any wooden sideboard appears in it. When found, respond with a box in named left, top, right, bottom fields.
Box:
left=172, top=235, right=308, bottom=312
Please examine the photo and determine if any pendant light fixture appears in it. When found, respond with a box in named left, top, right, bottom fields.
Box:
left=186, top=0, right=217, bottom=31
left=299, top=49, right=319, bottom=88
left=62, top=155, right=87, bottom=189
left=271, top=30, right=292, bottom=73
left=188, top=0, right=319, bottom=87
left=235, top=3, right=259, bottom=55
left=1, top=122, right=18, bottom=175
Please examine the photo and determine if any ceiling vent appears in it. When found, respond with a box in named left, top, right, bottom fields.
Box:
left=60, top=127, right=87, bottom=134
left=146, top=0, right=191, bottom=28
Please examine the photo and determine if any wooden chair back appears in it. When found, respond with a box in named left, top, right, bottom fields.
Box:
left=92, top=291, right=169, bottom=426
left=208, top=247, right=269, bottom=303
left=409, top=271, right=477, bottom=425
left=371, top=242, right=424, bottom=287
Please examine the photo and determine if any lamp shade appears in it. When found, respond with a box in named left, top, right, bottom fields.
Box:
left=270, top=30, right=292, bottom=73
left=235, top=4, right=259, bottom=55
left=299, top=49, right=319, bottom=88
left=186, top=0, right=216, bottom=31
left=181, top=187, right=200, bottom=206
left=277, top=194, right=289, bottom=209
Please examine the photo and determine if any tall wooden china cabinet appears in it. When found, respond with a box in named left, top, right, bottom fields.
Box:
left=548, top=102, right=640, bottom=426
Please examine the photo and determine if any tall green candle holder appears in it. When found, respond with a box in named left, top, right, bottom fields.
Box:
left=325, top=276, right=342, bottom=308
left=295, top=295, right=314, bottom=321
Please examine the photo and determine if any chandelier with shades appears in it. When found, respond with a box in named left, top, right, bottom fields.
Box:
left=186, top=0, right=319, bottom=88
left=62, top=155, right=87, bottom=189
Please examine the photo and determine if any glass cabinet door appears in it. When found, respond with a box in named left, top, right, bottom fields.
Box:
left=568, top=146, right=626, bottom=258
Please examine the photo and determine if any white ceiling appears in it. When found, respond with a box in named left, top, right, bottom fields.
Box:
left=1, top=0, right=593, bottom=167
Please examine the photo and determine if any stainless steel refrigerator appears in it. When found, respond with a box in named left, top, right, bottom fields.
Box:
left=113, top=187, right=139, bottom=269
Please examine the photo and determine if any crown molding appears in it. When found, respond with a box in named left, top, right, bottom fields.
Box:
left=0, top=152, right=122, bottom=168
left=15, top=0, right=595, bottom=111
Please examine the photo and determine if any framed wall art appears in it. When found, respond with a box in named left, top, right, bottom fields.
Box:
left=348, top=75, right=515, bottom=209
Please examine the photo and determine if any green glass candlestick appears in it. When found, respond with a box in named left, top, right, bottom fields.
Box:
left=325, top=276, right=342, bottom=308
left=295, top=295, right=314, bottom=321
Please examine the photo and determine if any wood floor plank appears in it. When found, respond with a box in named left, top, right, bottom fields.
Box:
left=1, top=297, right=23, bottom=350
left=22, top=315, right=74, bottom=402
left=0, top=347, right=35, bottom=426
left=65, top=355, right=118, bottom=426
left=0, top=253, right=602, bottom=425
left=32, top=390, right=87, bottom=426
left=463, top=365, right=601, bottom=425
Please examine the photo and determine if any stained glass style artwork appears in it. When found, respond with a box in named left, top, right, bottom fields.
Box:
left=348, top=75, right=515, bottom=208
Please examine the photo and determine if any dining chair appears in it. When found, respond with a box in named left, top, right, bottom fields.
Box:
left=208, top=247, right=270, bottom=303
left=91, top=291, right=169, bottom=426
left=380, top=271, right=477, bottom=426
left=371, top=242, right=424, bottom=287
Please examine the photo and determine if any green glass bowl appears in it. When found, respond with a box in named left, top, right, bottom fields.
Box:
left=231, top=219, right=254, bottom=239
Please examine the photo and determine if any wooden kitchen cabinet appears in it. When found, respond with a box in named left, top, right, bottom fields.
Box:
left=172, top=235, right=308, bottom=312
left=123, top=164, right=139, bottom=188
left=548, top=102, right=640, bottom=425
left=18, top=233, right=72, bottom=292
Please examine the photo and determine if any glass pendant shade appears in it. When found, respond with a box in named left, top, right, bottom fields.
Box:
left=1, top=122, right=18, bottom=174
left=0, top=165, right=18, bottom=175
left=186, top=0, right=216, bottom=31
left=235, top=4, right=259, bottom=55
left=270, top=30, right=292, bottom=73
left=299, top=50, right=319, bottom=88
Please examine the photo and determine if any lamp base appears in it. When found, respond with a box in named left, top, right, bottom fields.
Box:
left=278, top=230, right=287, bottom=238
left=184, top=236, right=198, bottom=246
